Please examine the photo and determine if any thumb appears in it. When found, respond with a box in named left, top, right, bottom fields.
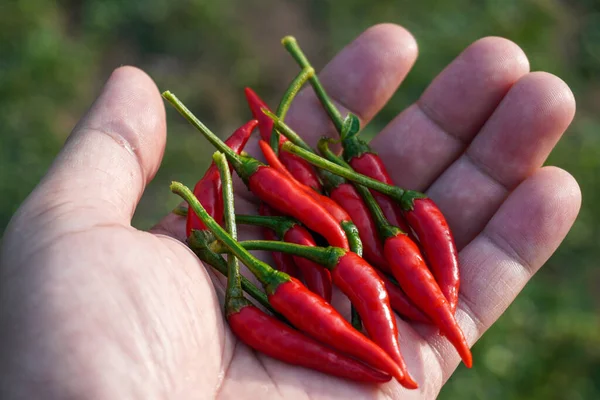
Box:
left=14, top=66, right=167, bottom=233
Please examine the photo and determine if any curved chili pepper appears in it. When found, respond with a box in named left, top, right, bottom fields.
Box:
left=269, top=278, right=406, bottom=384
left=227, top=304, right=391, bottom=382
left=234, top=240, right=417, bottom=389
left=375, top=270, right=430, bottom=324
left=403, top=197, right=460, bottom=313
left=383, top=232, right=472, bottom=368
left=164, top=92, right=349, bottom=251
left=343, top=137, right=412, bottom=235
left=260, top=203, right=332, bottom=302
left=259, top=139, right=361, bottom=251
left=333, top=252, right=417, bottom=389
left=172, top=181, right=406, bottom=383
left=244, top=87, right=322, bottom=191
left=186, top=119, right=258, bottom=236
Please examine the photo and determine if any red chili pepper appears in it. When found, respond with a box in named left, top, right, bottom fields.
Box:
left=227, top=303, right=391, bottom=382
left=403, top=197, right=460, bottom=313
left=260, top=140, right=354, bottom=227
left=186, top=120, right=258, bottom=236
left=258, top=140, right=360, bottom=252
left=259, top=139, right=297, bottom=181
left=245, top=87, right=322, bottom=191
left=375, top=270, right=431, bottom=324
left=333, top=252, right=417, bottom=389
left=260, top=202, right=332, bottom=302
left=236, top=239, right=417, bottom=389
left=383, top=232, right=472, bottom=368
left=247, top=166, right=349, bottom=250
left=343, top=137, right=412, bottom=236
left=164, top=92, right=350, bottom=251
left=268, top=278, right=406, bottom=383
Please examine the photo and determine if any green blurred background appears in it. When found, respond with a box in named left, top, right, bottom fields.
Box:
left=1, top=0, right=599, bottom=398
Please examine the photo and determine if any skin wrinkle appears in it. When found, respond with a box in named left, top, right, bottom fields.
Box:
left=415, top=101, right=468, bottom=147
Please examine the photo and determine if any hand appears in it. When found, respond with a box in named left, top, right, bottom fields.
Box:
left=0, top=24, right=580, bottom=399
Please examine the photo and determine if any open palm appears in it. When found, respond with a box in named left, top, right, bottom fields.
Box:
left=0, top=24, right=580, bottom=400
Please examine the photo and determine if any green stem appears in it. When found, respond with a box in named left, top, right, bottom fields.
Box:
left=282, top=36, right=344, bottom=130
left=264, top=108, right=313, bottom=152
left=342, top=221, right=362, bottom=258
left=235, top=214, right=297, bottom=237
left=170, top=182, right=284, bottom=291
left=163, top=91, right=262, bottom=181
left=215, top=152, right=244, bottom=303
left=271, top=67, right=315, bottom=153
left=342, top=219, right=363, bottom=331
left=281, top=139, right=407, bottom=200
left=187, top=231, right=275, bottom=313
left=214, top=240, right=345, bottom=270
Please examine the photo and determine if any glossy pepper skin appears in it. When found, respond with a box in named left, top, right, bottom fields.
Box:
left=383, top=233, right=472, bottom=368
left=404, top=198, right=460, bottom=313
left=260, top=202, right=332, bottom=302
left=267, top=278, right=406, bottom=383
left=344, top=141, right=411, bottom=234
left=248, top=166, right=349, bottom=250
left=186, top=120, right=258, bottom=236
left=244, top=87, right=322, bottom=191
left=260, top=140, right=355, bottom=230
left=375, top=271, right=431, bottom=324
left=333, top=252, right=417, bottom=389
left=227, top=303, right=391, bottom=383
left=328, top=183, right=389, bottom=272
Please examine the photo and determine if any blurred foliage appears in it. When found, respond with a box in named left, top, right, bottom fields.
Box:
left=1, top=0, right=599, bottom=398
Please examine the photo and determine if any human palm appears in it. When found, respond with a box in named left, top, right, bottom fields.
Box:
left=0, top=25, right=580, bottom=399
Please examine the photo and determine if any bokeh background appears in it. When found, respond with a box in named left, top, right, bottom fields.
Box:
left=2, top=0, right=599, bottom=398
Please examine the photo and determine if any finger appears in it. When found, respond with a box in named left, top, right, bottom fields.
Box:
left=370, top=37, right=530, bottom=190
left=29, top=66, right=166, bottom=226
left=428, top=167, right=581, bottom=380
left=427, top=72, right=576, bottom=248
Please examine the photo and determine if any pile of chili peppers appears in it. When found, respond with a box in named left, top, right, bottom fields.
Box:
left=167, top=36, right=472, bottom=388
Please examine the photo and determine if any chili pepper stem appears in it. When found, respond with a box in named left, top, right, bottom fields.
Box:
left=215, top=152, right=245, bottom=308
left=163, top=91, right=262, bottom=181
left=187, top=230, right=275, bottom=314
left=282, top=36, right=344, bottom=131
left=279, top=138, right=432, bottom=211
left=270, top=66, right=314, bottom=152
left=235, top=214, right=297, bottom=237
left=213, top=239, right=346, bottom=271
left=170, top=181, right=286, bottom=292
